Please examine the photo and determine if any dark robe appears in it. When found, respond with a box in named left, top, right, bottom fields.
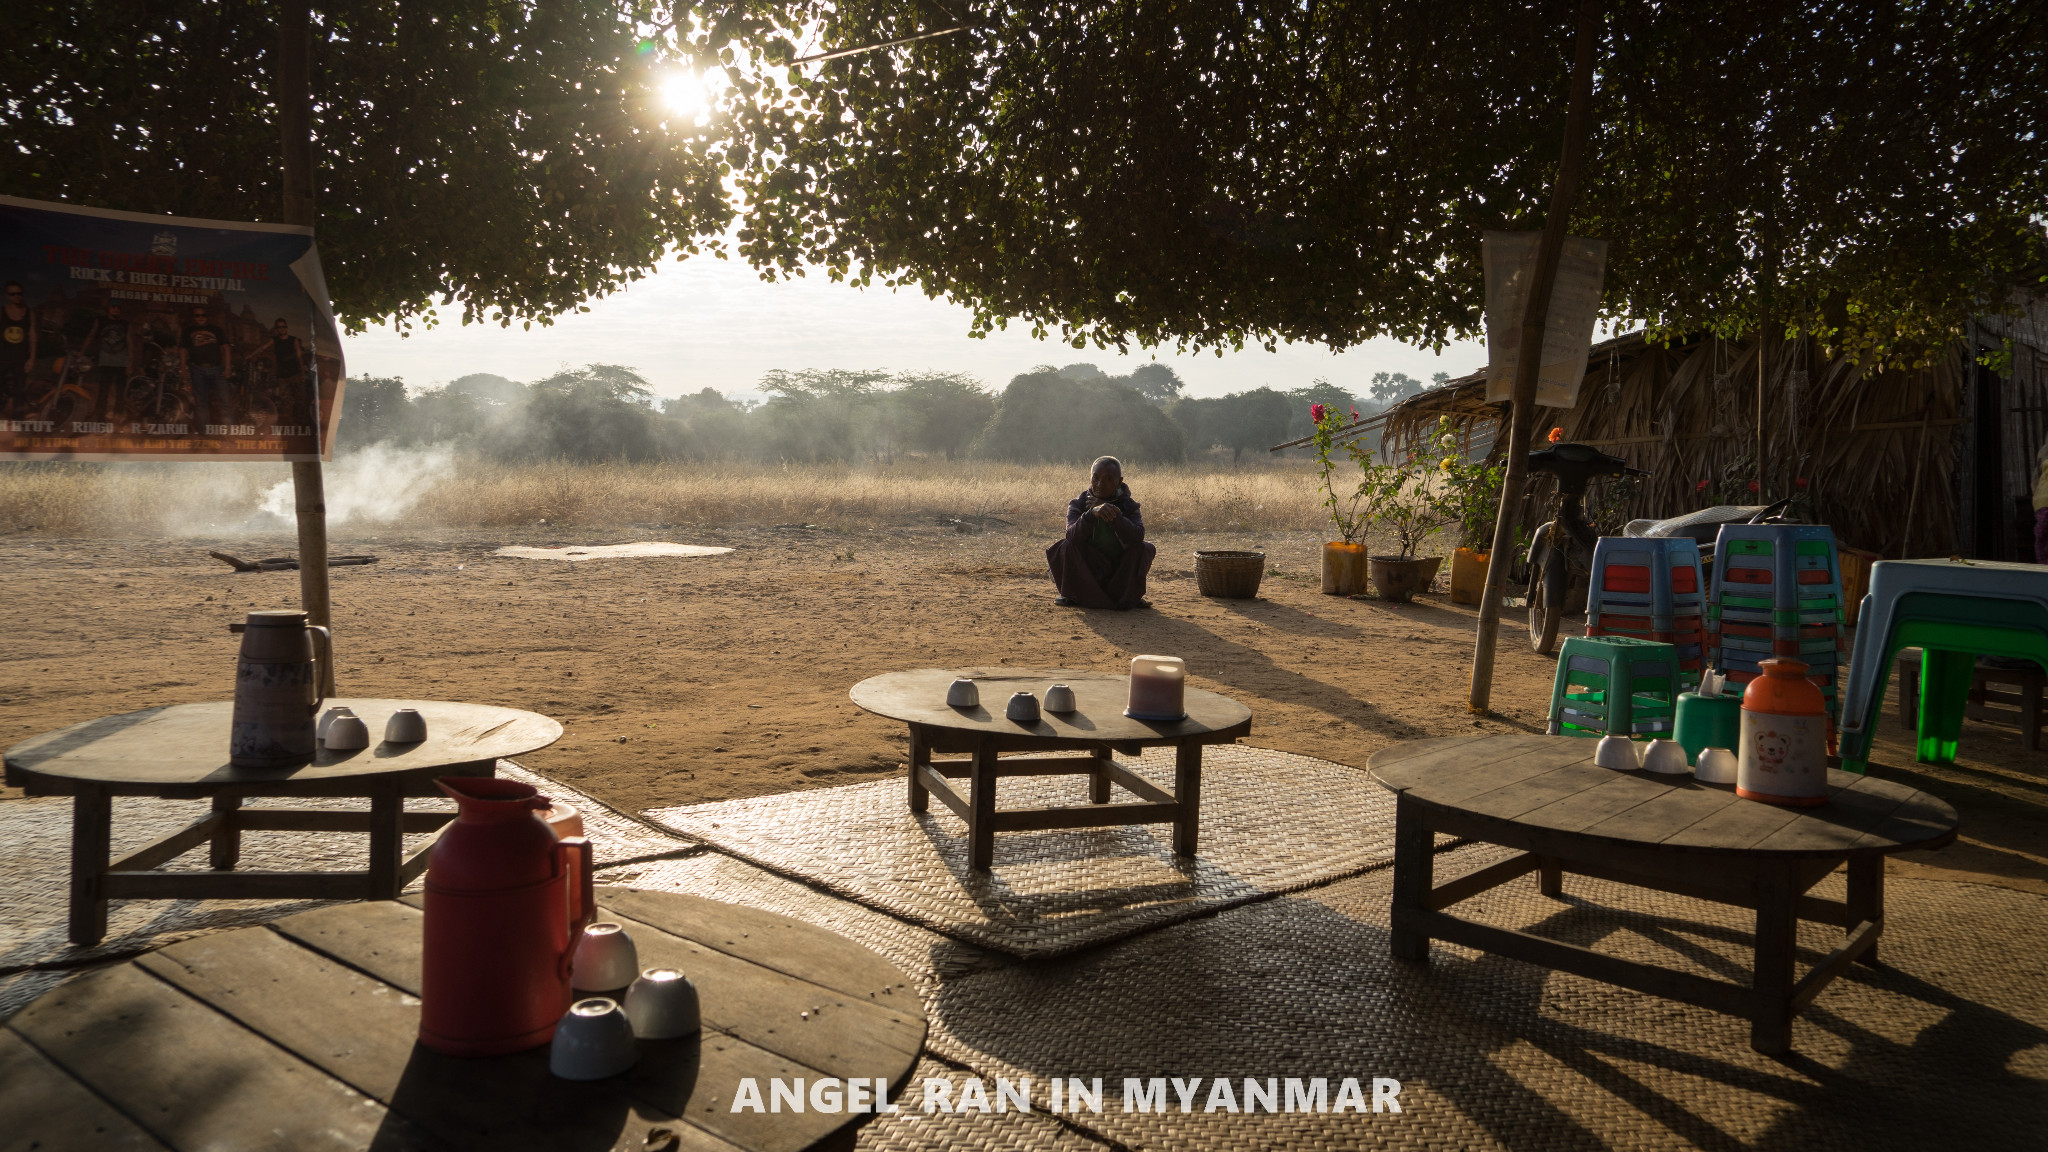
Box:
left=1046, top=484, right=1156, bottom=609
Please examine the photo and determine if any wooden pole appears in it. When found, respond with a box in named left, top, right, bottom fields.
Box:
left=278, top=0, right=333, bottom=697
left=1757, top=326, right=1767, bottom=499
left=1467, top=0, right=1601, bottom=714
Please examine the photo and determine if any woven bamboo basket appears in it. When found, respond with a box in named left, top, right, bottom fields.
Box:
left=1193, top=550, right=1266, bottom=598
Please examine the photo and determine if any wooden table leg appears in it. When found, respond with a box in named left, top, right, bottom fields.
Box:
left=968, top=741, right=997, bottom=871
left=68, top=785, right=112, bottom=947
left=1090, top=745, right=1112, bottom=805
left=1846, top=855, right=1884, bottom=967
left=1172, top=742, right=1202, bottom=856
left=208, top=795, right=242, bottom=870
left=368, top=785, right=403, bottom=899
left=1538, top=855, right=1563, bottom=898
left=907, top=726, right=930, bottom=814
left=1751, top=861, right=1797, bottom=1055
left=1390, top=794, right=1432, bottom=963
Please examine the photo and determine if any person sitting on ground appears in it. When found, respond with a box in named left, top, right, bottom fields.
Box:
left=1047, top=455, right=1155, bottom=609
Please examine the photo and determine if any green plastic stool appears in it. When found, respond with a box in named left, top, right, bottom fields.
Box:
left=1839, top=592, right=2048, bottom=770
left=1546, top=636, right=1684, bottom=739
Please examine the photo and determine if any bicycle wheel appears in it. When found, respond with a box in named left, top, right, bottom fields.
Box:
left=1528, top=557, right=1563, bottom=656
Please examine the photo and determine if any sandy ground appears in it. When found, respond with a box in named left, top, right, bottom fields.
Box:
left=2, top=523, right=2043, bottom=895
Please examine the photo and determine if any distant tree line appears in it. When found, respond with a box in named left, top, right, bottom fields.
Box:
left=336, top=359, right=1451, bottom=465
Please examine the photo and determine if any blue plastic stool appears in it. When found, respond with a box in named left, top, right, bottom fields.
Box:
left=1706, top=524, right=1844, bottom=718
left=1587, top=538, right=1706, bottom=674
left=1839, top=558, right=2048, bottom=772
left=1587, top=537, right=1707, bottom=624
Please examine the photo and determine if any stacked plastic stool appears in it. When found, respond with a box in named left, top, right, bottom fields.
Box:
left=1546, top=635, right=1686, bottom=739
left=1706, top=524, right=1845, bottom=722
left=1586, top=537, right=1707, bottom=676
left=1839, top=558, right=2048, bottom=772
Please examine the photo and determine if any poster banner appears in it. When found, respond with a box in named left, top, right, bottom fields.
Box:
left=0, top=195, right=344, bottom=461
left=1483, top=230, right=1607, bottom=409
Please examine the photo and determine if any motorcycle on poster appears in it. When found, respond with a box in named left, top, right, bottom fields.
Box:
left=0, top=195, right=344, bottom=461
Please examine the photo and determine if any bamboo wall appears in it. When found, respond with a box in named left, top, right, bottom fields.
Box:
left=1382, top=331, right=1978, bottom=558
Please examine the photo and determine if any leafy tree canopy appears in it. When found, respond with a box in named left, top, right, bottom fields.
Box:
left=718, top=0, right=2047, bottom=364
left=3, top=1, right=730, bottom=333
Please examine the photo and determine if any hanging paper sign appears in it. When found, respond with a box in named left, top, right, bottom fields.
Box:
left=1483, top=230, right=1608, bottom=409
left=0, top=195, right=344, bottom=461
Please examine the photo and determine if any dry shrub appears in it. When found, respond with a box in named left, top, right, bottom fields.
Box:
left=0, top=456, right=1328, bottom=535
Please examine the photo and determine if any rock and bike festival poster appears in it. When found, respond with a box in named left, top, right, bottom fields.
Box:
left=0, top=194, right=345, bottom=461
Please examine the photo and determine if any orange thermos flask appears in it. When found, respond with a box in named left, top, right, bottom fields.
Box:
left=1736, top=658, right=1830, bottom=806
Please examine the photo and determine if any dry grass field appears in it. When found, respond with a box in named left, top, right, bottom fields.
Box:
left=0, top=455, right=1336, bottom=538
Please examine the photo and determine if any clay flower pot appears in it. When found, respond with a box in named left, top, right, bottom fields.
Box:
left=1369, top=555, right=1443, bottom=603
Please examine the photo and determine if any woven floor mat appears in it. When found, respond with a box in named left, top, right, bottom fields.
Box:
left=912, top=844, right=2048, bottom=1152
left=599, top=853, right=1011, bottom=991
left=0, top=761, right=694, bottom=1020
left=643, top=744, right=1398, bottom=959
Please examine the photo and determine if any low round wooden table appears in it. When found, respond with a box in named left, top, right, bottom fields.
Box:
left=3, top=699, right=561, bottom=946
left=850, top=667, right=1253, bottom=869
left=1369, top=735, right=1960, bottom=1055
left=0, top=890, right=926, bottom=1152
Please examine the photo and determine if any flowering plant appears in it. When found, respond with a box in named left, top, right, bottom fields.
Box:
left=1309, top=403, right=1377, bottom=544
left=1366, top=417, right=1463, bottom=560
left=1437, top=420, right=1505, bottom=551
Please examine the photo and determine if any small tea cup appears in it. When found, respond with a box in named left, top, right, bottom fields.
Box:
left=549, top=997, right=637, bottom=1080
left=537, top=801, right=584, bottom=839
left=1043, top=684, right=1076, bottom=713
left=1005, top=692, right=1041, bottom=723
left=945, top=678, right=980, bottom=707
left=1640, top=739, right=1690, bottom=775
left=571, top=922, right=639, bottom=993
left=384, top=708, right=428, bottom=744
left=1594, top=734, right=1641, bottom=771
left=317, top=706, right=356, bottom=741
left=323, top=714, right=370, bottom=750
left=1695, top=747, right=1739, bottom=784
left=624, top=967, right=702, bottom=1039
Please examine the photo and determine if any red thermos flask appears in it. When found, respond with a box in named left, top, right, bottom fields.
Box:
left=419, top=777, right=595, bottom=1056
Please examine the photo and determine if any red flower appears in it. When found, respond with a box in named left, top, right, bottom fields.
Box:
left=1795, top=477, right=1809, bottom=489
left=1310, top=403, right=1326, bottom=422
left=1547, top=427, right=1564, bottom=443
left=1695, top=479, right=1710, bottom=492
left=1350, top=408, right=1359, bottom=421
left=1747, top=480, right=1760, bottom=493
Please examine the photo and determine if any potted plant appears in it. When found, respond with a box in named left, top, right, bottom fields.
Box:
left=1437, top=419, right=1505, bottom=604
left=1308, top=402, right=1374, bottom=595
left=1366, top=421, right=1460, bottom=602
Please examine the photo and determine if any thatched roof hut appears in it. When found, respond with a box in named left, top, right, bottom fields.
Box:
left=1370, top=304, right=2048, bottom=560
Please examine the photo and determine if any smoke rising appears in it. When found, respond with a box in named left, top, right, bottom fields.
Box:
left=257, top=443, right=454, bottom=526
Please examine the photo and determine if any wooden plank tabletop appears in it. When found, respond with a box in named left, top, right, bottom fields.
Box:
left=4, top=699, right=561, bottom=794
left=1369, top=735, right=1959, bottom=859
left=2, top=890, right=924, bottom=1152
left=850, top=667, right=1251, bottom=743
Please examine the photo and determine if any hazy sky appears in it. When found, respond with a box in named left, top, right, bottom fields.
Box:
left=341, top=252, right=1489, bottom=403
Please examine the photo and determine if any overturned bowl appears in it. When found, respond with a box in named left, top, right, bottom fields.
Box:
left=1005, top=691, right=1041, bottom=723
left=384, top=707, right=428, bottom=744
left=1043, top=684, right=1076, bottom=713
left=1594, top=734, right=1640, bottom=771
left=1695, top=747, right=1739, bottom=784
left=1640, top=739, right=1690, bottom=775
left=945, top=678, right=980, bottom=708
